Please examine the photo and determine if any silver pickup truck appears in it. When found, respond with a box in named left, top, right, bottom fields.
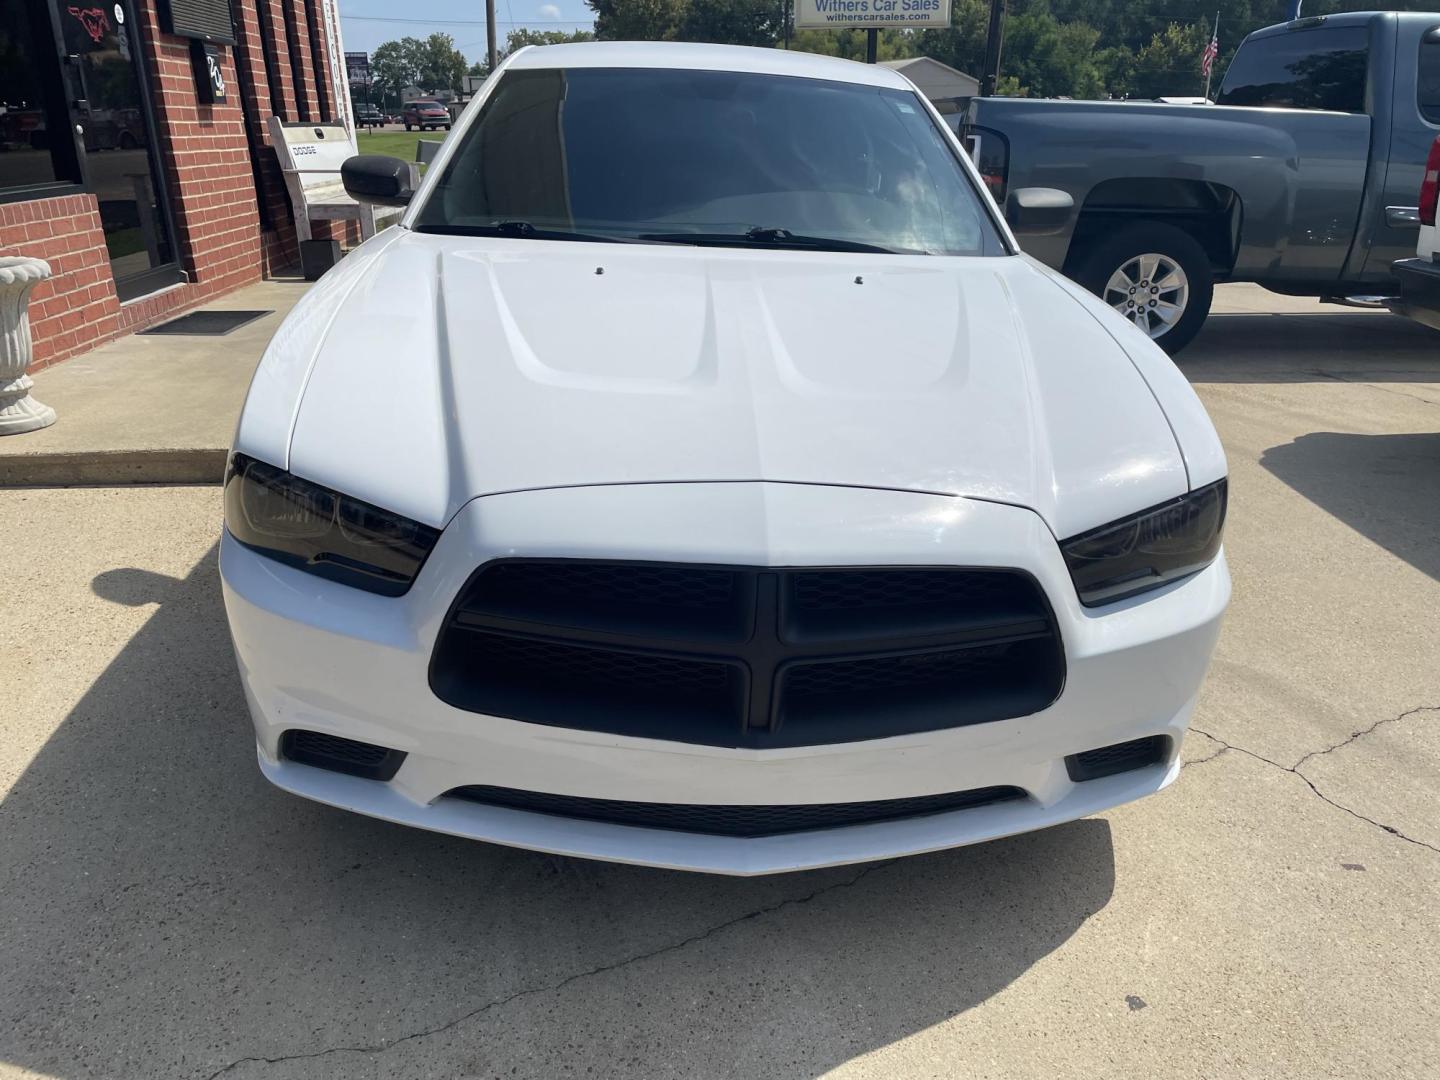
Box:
left=961, top=11, right=1440, bottom=352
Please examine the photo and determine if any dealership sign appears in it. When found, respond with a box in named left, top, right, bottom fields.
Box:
left=345, top=50, right=370, bottom=88
left=793, top=0, right=951, bottom=30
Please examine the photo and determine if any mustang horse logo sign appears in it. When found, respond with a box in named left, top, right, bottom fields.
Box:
left=67, top=6, right=111, bottom=43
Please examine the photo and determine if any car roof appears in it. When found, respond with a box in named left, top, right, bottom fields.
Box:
left=505, top=41, right=913, bottom=91
left=1244, top=11, right=1418, bottom=40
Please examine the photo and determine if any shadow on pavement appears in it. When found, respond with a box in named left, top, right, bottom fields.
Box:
left=1182, top=310, right=1440, bottom=382
left=1, top=548, right=1115, bottom=1079
left=1261, top=432, right=1440, bottom=582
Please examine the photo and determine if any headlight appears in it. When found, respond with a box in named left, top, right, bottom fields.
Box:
left=224, top=453, right=440, bottom=596
left=1061, top=479, right=1227, bottom=607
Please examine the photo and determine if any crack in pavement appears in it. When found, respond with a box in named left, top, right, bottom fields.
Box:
left=201, top=858, right=896, bottom=1079
left=1308, top=368, right=1440, bottom=407
left=1175, top=731, right=1232, bottom=771
left=1291, top=704, right=1439, bottom=772
left=200, top=708, right=1438, bottom=1078
left=1188, top=719, right=1440, bottom=855
left=1180, top=733, right=1230, bottom=771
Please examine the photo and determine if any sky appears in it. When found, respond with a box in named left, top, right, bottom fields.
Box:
left=339, top=0, right=598, bottom=67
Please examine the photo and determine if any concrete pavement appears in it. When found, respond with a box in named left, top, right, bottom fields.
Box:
left=0, top=279, right=308, bottom=485
left=1, top=293, right=1438, bottom=1079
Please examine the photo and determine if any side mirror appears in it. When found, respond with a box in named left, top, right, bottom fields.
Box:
left=341, top=154, right=418, bottom=207
left=1005, top=187, right=1074, bottom=235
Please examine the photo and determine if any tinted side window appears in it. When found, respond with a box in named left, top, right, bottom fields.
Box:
left=1419, top=29, right=1440, bottom=123
left=1217, top=26, right=1368, bottom=112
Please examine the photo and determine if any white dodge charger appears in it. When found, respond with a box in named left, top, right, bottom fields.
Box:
left=221, top=42, right=1229, bottom=874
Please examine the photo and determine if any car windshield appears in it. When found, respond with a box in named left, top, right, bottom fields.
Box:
left=414, top=66, right=1002, bottom=256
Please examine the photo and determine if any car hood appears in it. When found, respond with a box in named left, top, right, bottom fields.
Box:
left=283, top=231, right=1189, bottom=537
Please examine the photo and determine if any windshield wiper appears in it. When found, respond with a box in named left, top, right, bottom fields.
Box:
left=637, top=227, right=901, bottom=254
left=414, top=221, right=636, bottom=244
left=417, top=222, right=905, bottom=253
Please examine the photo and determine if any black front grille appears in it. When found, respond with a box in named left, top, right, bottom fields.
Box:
left=281, top=730, right=407, bottom=781
left=446, top=784, right=1027, bottom=837
left=783, top=643, right=1015, bottom=697
left=430, top=560, right=1064, bottom=748
left=461, top=559, right=748, bottom=641
left=468, top=633, right=735, bottom=693
left=445, top=631, right=745, bottom=738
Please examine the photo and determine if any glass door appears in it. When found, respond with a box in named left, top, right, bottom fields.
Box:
left=54, top=0, right=181, bottom=299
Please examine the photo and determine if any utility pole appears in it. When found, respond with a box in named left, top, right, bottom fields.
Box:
left=980, top=0, right=1005, bottom=96
left=486, top=0, right=498, bottom=74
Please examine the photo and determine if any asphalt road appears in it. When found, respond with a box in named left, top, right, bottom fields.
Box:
left=2, top=286, right=1437, bottom=1079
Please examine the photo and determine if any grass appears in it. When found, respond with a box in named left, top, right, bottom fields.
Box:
left=356, top=128, right=449, bottom=169
left=104, top=227, right=146, bottom=259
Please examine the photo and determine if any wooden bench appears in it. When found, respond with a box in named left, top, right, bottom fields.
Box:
left=267, top=118, right=412, bottom=277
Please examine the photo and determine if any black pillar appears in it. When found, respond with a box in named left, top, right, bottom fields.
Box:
left=980, top=0, right=1005, bottom=95
left=866, top=27, right=878, bottom=64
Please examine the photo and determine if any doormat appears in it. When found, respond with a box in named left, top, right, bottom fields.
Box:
left=139, top=310, right=273, bottom=336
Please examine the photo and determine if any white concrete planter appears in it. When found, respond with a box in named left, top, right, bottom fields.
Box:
left=0, top=256, right=57, bottom=435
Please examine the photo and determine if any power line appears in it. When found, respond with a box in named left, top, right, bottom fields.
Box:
left=341, top=14, right=591, bottom=25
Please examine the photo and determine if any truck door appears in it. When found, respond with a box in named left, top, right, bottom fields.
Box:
left=1357, top=23, right=1440, bottom=281
left=1216, top=23, right=1371, bottom=283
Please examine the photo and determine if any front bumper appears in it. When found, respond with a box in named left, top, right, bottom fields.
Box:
left=1389, top=257, right=1440, bottom=332
left=221, top=481, right=1229, bottom=875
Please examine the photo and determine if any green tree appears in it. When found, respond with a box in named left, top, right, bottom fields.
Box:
left=370, top=37, right=423, bottom=105
left=790, top=27, right=916, bottom=62
left=676, top=0, right=777, bottom=46
left=567, top=0, right=1440, bottom=101
left=1095, top=44, right=1135, bottom=98
left=915, top=0, right=990, bottom=80
left=1128, top=22, right=1209, bottom=99
left=506, top=28, right=597, bottom=50
left=416, top=32, right=467, bottom=93
left=589, top=0, right=687, bottom=40
left=587, top=0, right=785, bottom=44
left=469, top=27, right=598, bottom=78
left=994, top=74, right=1026, bottom=97
left=982, top=10, right=1103, bottom=99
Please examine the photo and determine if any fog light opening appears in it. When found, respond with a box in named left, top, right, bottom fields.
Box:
left=280, top=729, right=407, bottom=781
left=1065, top=735, right=1171, bottom=782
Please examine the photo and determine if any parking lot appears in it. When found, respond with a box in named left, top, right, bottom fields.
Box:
left=1, top=285, right=1437, bottom=1079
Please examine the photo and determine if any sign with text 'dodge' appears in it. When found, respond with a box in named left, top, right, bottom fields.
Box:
left=794, top=0, right=951, bottom=30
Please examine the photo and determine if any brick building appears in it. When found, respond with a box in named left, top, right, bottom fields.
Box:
left=1, top=0, right=353, bottom=370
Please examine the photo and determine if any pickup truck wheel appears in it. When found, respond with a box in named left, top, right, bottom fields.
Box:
left=1073, top=224, right=1213, bottom=354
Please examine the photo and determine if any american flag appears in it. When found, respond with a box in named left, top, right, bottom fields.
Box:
left=1201, top=34, right=1220, bottom=77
